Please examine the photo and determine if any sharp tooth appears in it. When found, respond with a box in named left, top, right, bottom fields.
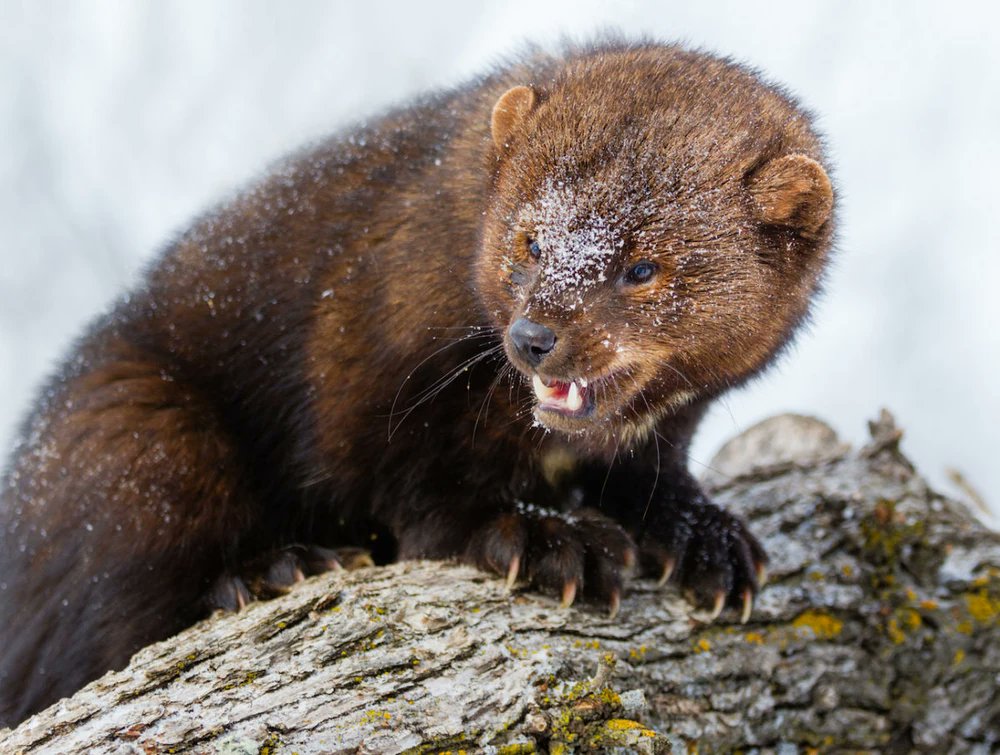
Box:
left=567, top=381, right=582, bottom=411
left=532, top=375, right=556, bottom=401
left=579, top=377, right=588, bottom=388
left=532, top=374, right=546, bottom=399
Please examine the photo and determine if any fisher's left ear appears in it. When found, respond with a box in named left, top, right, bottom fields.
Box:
left=491, top=85, right=537, bottom=150
left=747, top=154, right=833, bottom=238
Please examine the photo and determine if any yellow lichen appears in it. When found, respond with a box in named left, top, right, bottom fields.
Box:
left=886, top=617, right=906, bottom=645
left=860, top=500, right=925, bottom=578
left=360, top=709, right=392, bottom=724
left=603, top=719, right=647, bottom=733
left=695, top=638, right=712, bottom=653
left=883, top=606, right=923, bottom=645
left=586, top=719, right=659, bottom=750
left=259, top=732, right=283, bottom=755
left=497, top=744, right=536, bottom=755
left=596, top=688, right=622, bottom=706
left=792, top=610, right=844, bottom=640
left=965, top=588, right=1000, bottom=624
left=627, top=644, right=647, bottom=659
left=744, top=631, right=764, bottom=645
left=953, top=649, right=966, bottom=665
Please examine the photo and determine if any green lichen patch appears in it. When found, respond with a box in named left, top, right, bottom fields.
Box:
left=220, top=669, right=266, bottom=691
left=259, top=731, right=283, bottom=755
left=860, top=500, right=925, bottom=572
left=360, top=709, right=393, bottom=725
left=399, top=732, right=480, bottom=754
left=525, top=656, right=672, bottom=753
left=496, top=742, right=537, bottom=754
left=323, top=627, right=389, bottom=663
left=362, top=602, right=388, bottom=620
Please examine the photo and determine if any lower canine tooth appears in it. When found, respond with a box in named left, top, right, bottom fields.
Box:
left=566, top=381, right=582, bottom=411
left=532, top=375, right=553, bottom=400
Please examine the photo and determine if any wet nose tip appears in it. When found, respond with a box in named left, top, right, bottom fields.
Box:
left=509, top=317, right=556, bottom=366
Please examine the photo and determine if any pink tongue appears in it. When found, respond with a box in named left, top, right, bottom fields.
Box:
left=549, top=381, right=570, bottom=399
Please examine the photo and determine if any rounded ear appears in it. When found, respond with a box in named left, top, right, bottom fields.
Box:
left=747, top=154, right=833, bottom=238
left=491, top=85, right=537, bottom=150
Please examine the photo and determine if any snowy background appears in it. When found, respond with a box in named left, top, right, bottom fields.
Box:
left=2, top=1, right=997, bottom=523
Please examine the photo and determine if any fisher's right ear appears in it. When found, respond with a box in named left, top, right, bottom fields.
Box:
left=747, top=154, right=833, bottom=239
left=491, top=86, right=537, bottom=151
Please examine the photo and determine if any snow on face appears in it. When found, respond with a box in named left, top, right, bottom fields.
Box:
left=521, top=177, right=627, bottom=312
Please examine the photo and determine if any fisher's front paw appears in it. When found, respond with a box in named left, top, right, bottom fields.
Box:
left=204, top=544, right=373, bottom=613
left=463, top=502, right=636, bottom=617
left=640, top=500, right=767, bottom=622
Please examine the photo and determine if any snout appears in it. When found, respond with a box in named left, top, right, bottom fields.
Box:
left=507, top=317, right=556, bottom=368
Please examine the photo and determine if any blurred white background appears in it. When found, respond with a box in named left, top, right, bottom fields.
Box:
left=1, top=1, right=997, bottom=522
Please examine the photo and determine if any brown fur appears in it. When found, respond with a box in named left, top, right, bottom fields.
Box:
left=0, top=39, right=834, bottom=725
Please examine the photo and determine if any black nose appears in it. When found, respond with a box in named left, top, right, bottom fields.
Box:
left=509, top=317, right=556, bottom=366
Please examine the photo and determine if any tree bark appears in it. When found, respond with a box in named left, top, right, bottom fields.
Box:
left=2, top=412, right=998, bottom=754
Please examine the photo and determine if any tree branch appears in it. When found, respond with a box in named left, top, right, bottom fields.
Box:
left=3, top=411, right=998, bottom=753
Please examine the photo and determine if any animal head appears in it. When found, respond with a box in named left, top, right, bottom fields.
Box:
left=477, top=45, right=834, bottom=446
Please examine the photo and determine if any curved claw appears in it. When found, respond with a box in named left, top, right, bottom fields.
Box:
left=303, top=545, right=345, bottom=574
left=657, top=558, right=675, bottom=587
left=327, top=559, right=346, bottom=573
left=607, top=589, right=621, bottom=620
left=505, top=555, right=521, bottom=590
left=235, top=582, right=249, bottom=611
left=756, top=563, right=768, bottom=587
left=709, top=591, right=726, bottom=621
left=740, top=588, right=754, bottom=624
left=560, top=580, right=577, bottom=609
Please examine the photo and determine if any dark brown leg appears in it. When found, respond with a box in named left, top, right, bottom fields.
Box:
left=0, top=342, right=260, bottom=725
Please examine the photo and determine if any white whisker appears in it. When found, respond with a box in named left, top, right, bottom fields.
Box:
left=386, top=328, right=501, bottom=440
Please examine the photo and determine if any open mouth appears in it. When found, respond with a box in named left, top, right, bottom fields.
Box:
left=531, top=374, right=597, bottom=417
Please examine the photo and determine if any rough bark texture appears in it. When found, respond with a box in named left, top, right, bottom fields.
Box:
left=2, top=411, right=998, bottom=754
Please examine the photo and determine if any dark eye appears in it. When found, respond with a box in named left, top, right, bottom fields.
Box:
left=527, top=238, right=542, bottom=259
left=624, top=260, right=657, bottom=285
